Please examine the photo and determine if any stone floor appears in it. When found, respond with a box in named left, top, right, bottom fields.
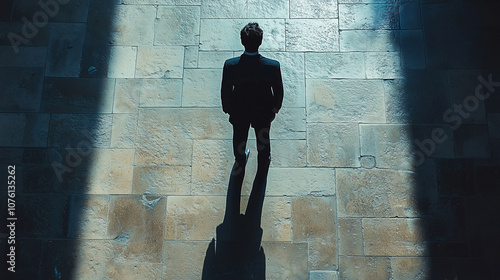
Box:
left=1, top=0, right=500, bottom=279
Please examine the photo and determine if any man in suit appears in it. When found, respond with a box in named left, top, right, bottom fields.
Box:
left=221, top=22, right=283, bottom=227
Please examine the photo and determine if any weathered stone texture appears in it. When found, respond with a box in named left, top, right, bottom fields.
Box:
left=306, top=53, right=365, bottom=79
left=67, top=195, right=110, bottom=239
left=363, top=218, right=426, bottom=256
left=290, top=0, right=338, bottom=19
left=306, top=79, right=385, bottom=123
left=263, top=242, right=309, bottom=280
left=248, top=0, right=289, bottom=18
left=182, top=69, right=223, bottom=107
left=336, top=168, right=418, bottom=218
left=201, top=0, right=247, bottom=18
left=135, top=46, right=184, bottom=78
left=271, top=107, right=306, bottom=139
left=198, top=51, right=232, bottom=68
left=339, top=3, right=399, bottom=29
left=0, top=113, right=50, bottom=147
left=338, top=218, right=363, bottom=255
left=162, top=241, right=211, bottom=280
left=86, top=5, right=155, bottom=45
left=46, top=23, right=86, bottom=77
left=107, top=46, right=137, bottom=78
left=307, top=123, right=361, bottom=167
left=365, top=52, right=403, bottom=79
left=292, top=196, right=337, bottom=270
left=200, top=19, right=285, bottom=51
left=132, top=166, right=191, bottom=195
left=339, top=256, right=391, bottom=280
left=48, top=114, right=112, bottom=148
left=165, top=196, right=225, bottom=240
left=309, top=271, right=339, bottom=280
left=286, top=19, right=339, bottom=52
left=155, top=6, right=200, bottom=45
left=108, top=195, right=167, bottom=262
left=340, top=29, right=399, bottom=52
left=269, top=139, right=307, bottom=167
left=267, top=168, right=335, bottom=196
left=184, top=46, right=199, bottom=68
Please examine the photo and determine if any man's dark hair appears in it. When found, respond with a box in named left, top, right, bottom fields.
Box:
left=240, top=22, right=263, bottom=50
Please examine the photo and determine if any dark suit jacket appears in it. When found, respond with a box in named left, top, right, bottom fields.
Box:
left=221, top=54, right=284, bottom=124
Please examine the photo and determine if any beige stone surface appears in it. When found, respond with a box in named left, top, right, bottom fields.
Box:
left=107, top=46, right=137, bottom=78
left=365, top=52, right=404, bottom=79
left=270, top=139, right=307, bottom=167
left=162, top=241, right=211, bottom=280
left=86, top=5, right=156, bottom=45
left=336, top=168, right=418, bottom=218
left=135, top=46, right=184, bottom=79
left=339, top=256, right=392, bottom=280
left=263, top=242, right=309, bottom=280
left=132, top=166, right=191, bottom=195
left=307, top=123, right=361, bottom=167
left=267, top=168, right=336, bottom=196
left=200, top=19, right=286, bottom=51
left=138, top=79, right=182, bottom=108
left=165, top=196, right=225, bottom=240
left=114, top=79, right=140, bottom=113
left=310, top=271, right=339, bottom=280
left=155, top=6, right=200, bottom=45
left=339, top=3, right=399, bottom=30
left=68, top=195, right=110, bottom=239
left=290, top=0, right=338, bottom=19
left=198, top=51, right=232, bottom=68
left=271, top=107, right=307, bottom=139
left=390, top=257, right=430, bottom=279
left=286, top=19, right=339, bottom=52
left=363, top=218, right=426, bottom=256
left=306, top=77, right=389, bottom=121
left=340, top=29, right=400, bottom=52
left=338, top=218, right=363, bottom=256
left=201, top=0, right=247, bottom=18
left=292, top=196, right=337, bottom=270
left=182, top=69, right=223, bottom=107
left=108, top=195, right=167, bottom=263
left=305, top=53, right=365, bottom=79
left=110, top=113, right=137, bottom=148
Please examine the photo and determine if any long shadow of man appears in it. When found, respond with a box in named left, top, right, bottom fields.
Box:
left=202, top=22, right=284, bottom=280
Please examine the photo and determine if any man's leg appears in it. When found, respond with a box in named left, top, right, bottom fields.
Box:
left=245, top=122, right=271, bottom=227
left=223, top=121, right=250, bottom=224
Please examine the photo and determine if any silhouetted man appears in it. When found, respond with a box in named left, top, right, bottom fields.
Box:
left=221, top=22, right=283, bottom=226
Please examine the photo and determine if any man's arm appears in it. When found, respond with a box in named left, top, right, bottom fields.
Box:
left=221, top=61, right=233, bottom=114
left=272, top=63, right=284, bottom=114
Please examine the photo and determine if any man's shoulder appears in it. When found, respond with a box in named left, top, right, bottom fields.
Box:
left=224, top=57, right=241, bottom=66
left=259, top=56, right=280, bottom=67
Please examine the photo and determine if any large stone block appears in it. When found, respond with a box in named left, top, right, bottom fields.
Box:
left=41, top=78, right=115, bottom=113
left=338, top=218, right=363, bottom=255
left=132, top=166, right=191, bottom=195
left=365, top=52, right=403, bottom=79
left=271, top=107, right=306, bottom=139
left=108, top=195, right=166, bottom=262
left=384, top=70, right=451, bottom=124
left=85, top=5, right=155, bottom=45
left=286, top=19, right=339, bottom=52
left=309, top=271, right=339, bottom=280
left=165, top=196, right=225, bottom=240
left=135, top=108, right=231, bottom=165
left=48, top=113, right=112, bottom=148
left=0, top=113, right=50, bottom=147
left=116, top=78, right=182, bottom=110
left=46, top=23, right=85, bottom=77
left=111, top=113, right=137, bottom=148
left=390, top=257, right=429, bottom=280
left=184, top=46, right=198, bottom=68
left=201, top=0, right=247, bottom=18
left=305, top=53, right=365, bottom=79
left=135, top=46, right=184, bottom=78
left=162, top=241, right=211, bottom=280
left=0, top=46, right=47, bottom=67
left=292, top=196, right=337, bottom=270
left=290, top=0, right=338, bottom=18
left=198, top=51, right=232, bottom=68
left=155, top=6, right=200, bottom=45
left=40, top=240, right=164, bottom=279
left=261, top=52, right=305, bottom=108
left=67, top=195, right=110, bottom=239
left=360, top=124, right=454, bottom=169
left=263, top=242, right=309, bottom=280
left=339, top=256, right=391, bottom=280
left=336, top=168, right=420, bottom=218
left=362, top=218, right=426, bottom=256
left=307, top=123, right=361, bottom=167
left=340, top=29, right=399, bottom=52
left=200, top=19, right=285, bottom=51
left=80, top=45, right=137, bottom=78
left=248, top=0, right=289, bottom=18
left=339, top=3, right=399, bottom=29
left=306, top=79, right=385, bottom=123
left=267, top=168, right=335, bottom=196
left=0, top=67, right=44, bottom=112
left=182, top=69, right=223, bottom=107
left=269, top=139, right=307, bottom=167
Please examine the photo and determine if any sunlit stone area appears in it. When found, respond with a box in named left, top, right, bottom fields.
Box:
left=0, top=0, right=499, bottom=279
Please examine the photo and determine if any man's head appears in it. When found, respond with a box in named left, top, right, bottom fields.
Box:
left=240, top=22, right=263, bottom=52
